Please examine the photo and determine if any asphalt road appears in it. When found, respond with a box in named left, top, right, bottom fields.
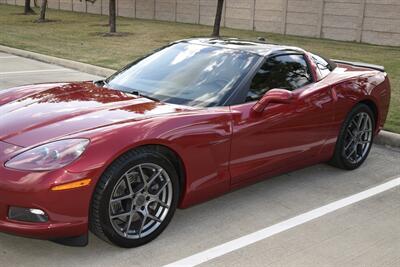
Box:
left=0, top=52, right=399, bottom=267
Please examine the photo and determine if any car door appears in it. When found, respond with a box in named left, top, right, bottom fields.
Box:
left=229, top=53, right=336, bottom=185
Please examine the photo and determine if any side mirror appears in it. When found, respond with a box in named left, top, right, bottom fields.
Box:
left=252, top=89, right=293, bottom=113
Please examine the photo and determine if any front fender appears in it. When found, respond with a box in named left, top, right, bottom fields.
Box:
left=65, top=108, right=233, bottom=208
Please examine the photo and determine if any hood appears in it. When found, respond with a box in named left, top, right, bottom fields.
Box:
left=0, top=82, right=190, bottom=147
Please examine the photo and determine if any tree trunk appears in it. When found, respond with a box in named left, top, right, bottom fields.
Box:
left=109, top=0, right=117, bottom=33
left=24, top=0, right=35, bottom=14
left=212, top=0, right=224, bottom=37
left=38, top=0, right=47, bottom=22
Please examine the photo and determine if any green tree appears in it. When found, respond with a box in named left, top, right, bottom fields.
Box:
left=212, top=0, right=224, bottom=37
left=109, top=0, right=116, bottom=33
left=24, top=0, right=35, bottom=14
left=37, top=0, right=47, bottom=22
left=86, top=0, right=116, bottom=33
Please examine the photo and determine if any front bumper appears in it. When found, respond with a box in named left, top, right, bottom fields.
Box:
left=0, top=140, right=100, bottom=240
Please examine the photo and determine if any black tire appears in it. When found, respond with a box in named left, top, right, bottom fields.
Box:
left=90, top=147, right=179, bottom=248
left=330, top=103, right=375, bottom=170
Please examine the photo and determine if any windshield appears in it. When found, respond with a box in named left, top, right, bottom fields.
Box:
left=106, top=42, right=259, bottom=107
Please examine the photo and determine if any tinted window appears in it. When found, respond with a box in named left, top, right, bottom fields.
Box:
left=312, top=54, right=331, bottom=79
left=247, top=54, right=312, bottom=101
left=106, top=43, right=259, bottom=107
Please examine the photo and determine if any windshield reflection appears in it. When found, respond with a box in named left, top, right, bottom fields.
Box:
left=107, top=42, right=259, bottom=107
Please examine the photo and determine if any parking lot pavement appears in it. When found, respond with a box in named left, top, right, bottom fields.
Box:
left=0, top=53, right=399, bottom=267
left=199, top=188, right=400, bottom=267
left=0, top=52, right=101, bottom=89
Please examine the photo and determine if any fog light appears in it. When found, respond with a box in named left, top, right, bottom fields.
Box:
left=8, top=207, right=48, bottom=223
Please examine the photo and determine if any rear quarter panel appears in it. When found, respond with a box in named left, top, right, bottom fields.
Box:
left=321, top=64, right=391, bottom=157
left=331, top=65, right=390, bottom=132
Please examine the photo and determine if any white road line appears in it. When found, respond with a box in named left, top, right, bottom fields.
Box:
left=164, top=177, right=400, bottom=267
left=0, top=56, right=19, bottom=59
left=0, top=69, right=68, bottom=75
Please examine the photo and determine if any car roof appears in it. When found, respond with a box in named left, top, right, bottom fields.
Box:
left=176, top=38, right=305, bottom=57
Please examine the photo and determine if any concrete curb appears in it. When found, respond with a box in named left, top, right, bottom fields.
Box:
left=1, top=45, right=399, bottom=148
left=0, top=45, right=115, bottom=77
left=375, top=130, right=400, bottom=148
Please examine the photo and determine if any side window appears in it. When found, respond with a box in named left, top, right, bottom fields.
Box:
left=312, top=53, right=331, bottom=79
left=247, top=54, right=313, bottom=102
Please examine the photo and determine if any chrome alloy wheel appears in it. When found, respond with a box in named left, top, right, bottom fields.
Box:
left=343, top=112, right=373, bottom=164
left=109, top=163, right=173, bottom=239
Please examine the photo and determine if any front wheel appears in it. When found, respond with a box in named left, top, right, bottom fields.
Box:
left=90, top=148, right=179, bottom=248
left=330, top=103, right=375, bottom=170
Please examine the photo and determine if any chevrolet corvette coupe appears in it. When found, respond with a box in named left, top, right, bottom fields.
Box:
left=0, top=38, right=391, bottom=247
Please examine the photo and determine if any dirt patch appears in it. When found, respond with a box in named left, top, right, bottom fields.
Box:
left=90, top=23, right=130, bottom=27
left=90, top=32, right=133, bottom=37
left=33, top=19, right=61, bottom=23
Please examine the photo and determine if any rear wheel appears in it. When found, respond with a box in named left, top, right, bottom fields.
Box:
left=90, top=148, right=179, bottom=248
left=330, top=104, right=375, bottom=170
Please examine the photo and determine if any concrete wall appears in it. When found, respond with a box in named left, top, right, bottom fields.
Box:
left=10, top=0, right=400, bottom=46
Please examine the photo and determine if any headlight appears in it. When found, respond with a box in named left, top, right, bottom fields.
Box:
left=5, top=139, right=89, bottom=171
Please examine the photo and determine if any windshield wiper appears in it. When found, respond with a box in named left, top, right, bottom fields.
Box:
left=129, top=90, right=161, bottom=102
left=93, top=79, right=110, bottom=87
left=94, top=81, right=161, bottom=102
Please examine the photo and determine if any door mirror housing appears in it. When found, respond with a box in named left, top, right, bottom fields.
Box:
left=252, top=89, right=293, bottom=113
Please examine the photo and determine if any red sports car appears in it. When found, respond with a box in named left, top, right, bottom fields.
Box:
left=0, top=38, right=391, bottom=247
